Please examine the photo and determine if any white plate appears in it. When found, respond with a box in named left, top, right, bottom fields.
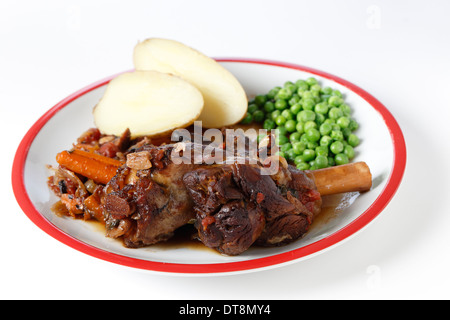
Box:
left=12, top=59, right=406, bottom=275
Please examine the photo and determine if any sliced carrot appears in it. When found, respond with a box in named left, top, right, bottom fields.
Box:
left=71, top=149, right=124, bottom=167
left=83, top=195, right=105, bottom=222
left=56, top=150, right=124, bottom=184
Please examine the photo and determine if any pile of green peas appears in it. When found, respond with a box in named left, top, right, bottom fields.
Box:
left=241, top=77, right=360, bottom=170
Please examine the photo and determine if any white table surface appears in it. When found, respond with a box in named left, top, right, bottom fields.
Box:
left=1, top=0, right=449, bottom=300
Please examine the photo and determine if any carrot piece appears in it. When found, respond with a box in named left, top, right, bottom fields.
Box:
left=56, top=150, right=123, bottom=184
left=71, top=149, right=124, bottom=167
left=83, top=195, right=105, bottom=222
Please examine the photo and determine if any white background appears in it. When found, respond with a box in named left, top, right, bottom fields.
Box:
left=1, top=0, right=449, bottom=300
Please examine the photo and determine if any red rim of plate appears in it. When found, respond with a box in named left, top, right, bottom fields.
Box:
left=11, top=59, right=407, bottom=274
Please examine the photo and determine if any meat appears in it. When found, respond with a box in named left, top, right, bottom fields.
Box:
left=101, top=144, right=197, bottom=248
left=48, top=128, right=325, bottom=255
left=182, top=166, right=265, bottom=255
left=183, top=162, right=321, bottom=254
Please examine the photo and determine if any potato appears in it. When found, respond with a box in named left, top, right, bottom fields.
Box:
left=93, top=70, right=204, bottom=138
left=133, top=38, right=248, bottom=128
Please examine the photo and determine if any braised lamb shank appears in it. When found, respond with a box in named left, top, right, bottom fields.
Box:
left=100, top=143, right=322, bottom=255
left=183, top=163, right=321, bottom=255
left=49, top=129, right=371, bottom=256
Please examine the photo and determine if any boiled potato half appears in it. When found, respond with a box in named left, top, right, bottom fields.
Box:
left=93, top=70, right=204, bottom=137
left=133, top=38, right=248, bottom=128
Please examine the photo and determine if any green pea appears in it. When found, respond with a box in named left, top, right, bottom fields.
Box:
left=328, top=107, right=343, bottom=119
left=301, top=91, right=314, bottom=100
left=301, top=98, right=315, bottom=111
left=315, top=145, right=329, bottom=157
left=290, top=103, right=302, bottom=115
left=328, top=156, right=336, bottom=167
left=310, top=84, right=321, bottom=92
left=263, top=119, right=276, bottom=130
left=342, top=127, right=351, bottom=139
left=315, top=113, right=325, bottom=125
left=293, top=141, right=307, bottom=155
left=344, top=145, right=355, bottom=159
left=284, top=82, right=297, bottom=93
left=296, top=162, right=310, bottom=170
left=340, top=104, right=351, bottom=116
left=254, top=95, right=267, bottom=107
left=307, top=140, right=318, bottom=149
left=241, top=112, right=253, bottom=124
left=276, top=88, right=293, bottom=100
left=312, top=91, right=321, bottom=102
left=331, top=89, right=343, bottom=97
left=275, top=115, right=287, bottom=126
left=300, top=133, right=309, bottom=143
left=321, top=86, right=333, bottom=95
left=331, top=123, right=341, bottom=132
left=276, top=134, right=289, bottom=145
left=306, top=77, right=318, bottom=86
left=296, top=80, right=309, bottom=92
left=314, top=102, right=329, bottom=114
left=281, top=143, right=292, bottom=152
left=271, top=110, right=281, bottom=121
left=304, top=120, right=317, bottom=131
left=335, top=153, right=349, bottom=165
left=330, top=130, right=344, bottom=141
left=348, top=119, right=359, bottom=131
left=253, top=110, right=265, bottom=123
left=264, top=101, right=275, bottom=113
left=320, top=135, right=332, bottom=147
left=348, top=133, right=360, bottom=147
left=303, top=149, right=316, bottom=161
left=328, top=96, right=343, bottom=107
left=284, top=80, right=295, bottom=87
left=337, top=116, right=350, bottom=129
left=275, top=99, right=288, bottom=110
left=289, top=132, right=302, bottom=143
left=285, top=119, right=297, bottom=132
left=288, top=95, right=301, bottom=106
left=305, top=128, right=321, bottom=142
left=248, top=103, right=258, bottom=114
left=298, top=110, right=316, bottom=122
left=319, top=122, right=332, bottom=135
left=276, top=126, right=288, bottom=137
left=330, top=141, right=344, bottom=154
left=296, top=121, right=304, bottom=134
left=294, top=155, right=306, bottom=164
left=281, top=109, right=294, bottom=120
left=294, top=154, right=304, bottom=162
left=320, top=94, right=331, bottom=102
left=267, top=87, right=281, bottom=100
left=285, top=148, right=296, bottom=161
left=315, top=155, right=328, bottom=169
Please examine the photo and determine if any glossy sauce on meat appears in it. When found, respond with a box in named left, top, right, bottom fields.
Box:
left=48, top=125, right=353, bottom=256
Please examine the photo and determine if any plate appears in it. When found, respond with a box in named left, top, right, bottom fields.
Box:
left=12, top=59, right=406, bottom=275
